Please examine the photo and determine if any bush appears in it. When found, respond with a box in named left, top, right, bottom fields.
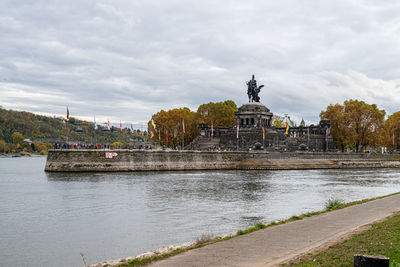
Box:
left=20, top=151, right=30, bottom=156
left=112, top=142, right=120, bottom=149
left=325, top=198, right=344, bottom=210
left=0, top=140, right=7, bottom=153
left=34, top=142, right=51, bottom=152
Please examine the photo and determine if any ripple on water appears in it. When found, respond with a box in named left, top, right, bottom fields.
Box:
left=1, top=158, right=400, bottom=266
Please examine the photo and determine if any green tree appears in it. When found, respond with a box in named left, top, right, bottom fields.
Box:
left=12, top=132, right=23, bottom=146
left=197, top=100, right=237, bottom=127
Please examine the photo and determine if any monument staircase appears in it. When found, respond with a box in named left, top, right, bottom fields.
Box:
left=190, top=136, right=221, bottom=151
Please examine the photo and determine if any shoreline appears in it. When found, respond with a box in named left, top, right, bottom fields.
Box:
left=0, top=153, right=46, bottom=158
left=45, top=150, right=400, bottom=172
left=89, top=192, right=400, bottom=267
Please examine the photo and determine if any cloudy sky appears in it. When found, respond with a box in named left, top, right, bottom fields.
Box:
left=1, top=0, right=400, bottom=128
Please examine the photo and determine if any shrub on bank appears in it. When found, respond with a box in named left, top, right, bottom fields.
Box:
left=325, top=198, right=345, bottom=210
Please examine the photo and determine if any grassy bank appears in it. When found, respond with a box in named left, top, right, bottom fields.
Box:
left=115, top=192, right=400, bottom=267
left=284, top=213, right=400, bottom=266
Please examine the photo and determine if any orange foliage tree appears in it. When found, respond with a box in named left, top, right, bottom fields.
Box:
left=321, top=99, right=385, bottom=152
left=149, top=107, right=200, bottom=148
left=384, top=111, right=400, bottom=150
left=148, top=100, right=238, bottom=148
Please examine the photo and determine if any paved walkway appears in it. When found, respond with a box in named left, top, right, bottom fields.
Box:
left=149, top=194, right=400, bottom=267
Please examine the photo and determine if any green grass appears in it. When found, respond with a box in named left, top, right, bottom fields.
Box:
left=116, top=192, right=400, bottom=267
left=237, top=222, right=266, bottom=235
left=284, top=213, right=400, bottom=267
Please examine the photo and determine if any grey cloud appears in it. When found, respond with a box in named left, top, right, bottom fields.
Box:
left=1, top=0, right=400, bottom=126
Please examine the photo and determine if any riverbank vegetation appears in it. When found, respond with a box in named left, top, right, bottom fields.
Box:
left=324, top=198, right=345, bottom=210
left=285, top=213, right=400, bottom=266
left=0, top=130, right=53, bottom=155
left=114, top=192, right=400, bottom=267
left=0, top=108, right=147, bottom=153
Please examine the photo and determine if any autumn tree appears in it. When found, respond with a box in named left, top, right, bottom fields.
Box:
left=320, top=104, right=350, bottom=151
left=0, top=107, right=148, bottom=145
left=384, top=111, right=400, bottom=150
left=12, top=132, right=23, bottom=146
left=320, top=99, right=385, bottom=152
left=271, top=116, right=284, bottom=127
left=0, top=140, right=7, bottom=153
left=197, top=100, right=237, bottom=127
left=271, top=115, right=296, bottom=127
left=149, top=107, right=200, bottom=148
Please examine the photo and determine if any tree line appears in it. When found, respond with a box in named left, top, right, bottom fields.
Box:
left=148, top=100, right=237, bottom=148
left=151, top=99, right=400, bottom=152
left=0, top=108, right=147, bottom=153
left=2, top=98, right=398, bottom=153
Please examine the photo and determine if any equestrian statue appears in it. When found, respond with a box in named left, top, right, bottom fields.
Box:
left=246, top=74, right=264, bottom=103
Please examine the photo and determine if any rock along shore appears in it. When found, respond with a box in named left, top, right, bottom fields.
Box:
left=45, top=149, right=400, bottom=172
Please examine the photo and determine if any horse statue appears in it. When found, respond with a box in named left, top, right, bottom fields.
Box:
left=246, top=75, right=264, bottom=102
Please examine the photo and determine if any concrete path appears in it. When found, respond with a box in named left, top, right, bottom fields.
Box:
left=149, top=194, right=400, bottom=267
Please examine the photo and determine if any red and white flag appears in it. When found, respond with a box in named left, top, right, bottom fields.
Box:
left=105, top=152, right=118, bottom=159
left=120, top=121, right=122, bottom=132
left=393, top=131, right=395, bottom=145
left=107, top=120, right=110, bottom=130
left=211, top=121, right=214, bottom=137
left=182, top=118, right=185, bottom=134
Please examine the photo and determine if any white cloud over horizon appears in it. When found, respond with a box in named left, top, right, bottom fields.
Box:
left=1, top=0, right=400, bottom=127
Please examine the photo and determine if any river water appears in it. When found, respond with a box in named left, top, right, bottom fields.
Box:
left=1, top=157, right=400, bottom=266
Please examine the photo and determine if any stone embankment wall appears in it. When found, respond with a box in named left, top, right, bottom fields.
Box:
left=45, top=149, right=400, bottom=172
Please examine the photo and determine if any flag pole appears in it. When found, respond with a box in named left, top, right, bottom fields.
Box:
left=262, top=125, right=265, bottom=149
left=325, top=128, right=328, bottom=152
left=393, top=130, right=395, bottom=150
left=93, top=116, right=96, bottom=147
left=66, top=106, right=69, bottom=147
left=182, top=118, right=185, bottom=150
left=66, top=120, right=68, bottom=147
left=236, top=120, right=239, bottom=151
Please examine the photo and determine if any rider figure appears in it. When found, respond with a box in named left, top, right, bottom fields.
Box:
left=247, top=75, right=263, bottom=102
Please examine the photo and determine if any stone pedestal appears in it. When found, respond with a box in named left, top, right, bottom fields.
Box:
left=235, top=102, right=273, bottom=128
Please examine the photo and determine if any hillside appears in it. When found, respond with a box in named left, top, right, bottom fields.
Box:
left=0, top=108, right=145, bottom=145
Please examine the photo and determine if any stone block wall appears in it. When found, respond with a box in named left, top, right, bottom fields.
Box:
left=45, top=149, right=400, bottom=172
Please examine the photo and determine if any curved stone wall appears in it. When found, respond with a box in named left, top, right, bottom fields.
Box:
left=45, top=149, right=400, bottom=172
